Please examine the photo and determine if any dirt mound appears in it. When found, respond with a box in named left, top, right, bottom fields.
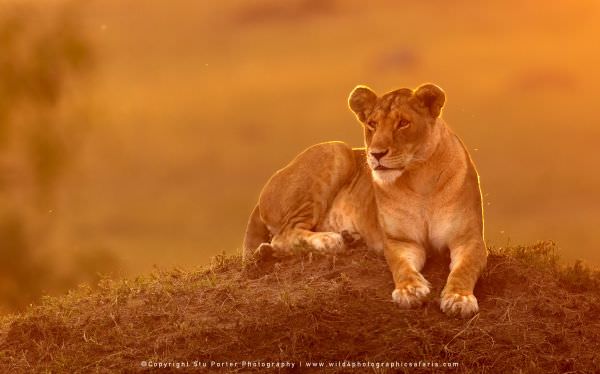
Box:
left=1, top=241, right=599, bottom=373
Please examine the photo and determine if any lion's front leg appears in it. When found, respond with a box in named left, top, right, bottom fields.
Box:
left=441, top=239, right=487, bottom=318
left=384, top=239, right=430, bottom=308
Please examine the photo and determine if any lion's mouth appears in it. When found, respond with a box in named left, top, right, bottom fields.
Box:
left=374, top=165, right=404, bottom=172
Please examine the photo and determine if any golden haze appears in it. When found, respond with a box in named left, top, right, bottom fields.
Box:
left=12, top=0, right=600, bottom=277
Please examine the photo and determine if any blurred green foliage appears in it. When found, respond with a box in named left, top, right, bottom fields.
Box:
left=0, top=3, right=112, bottom=312
left=0, top=4, right=92, bottom=189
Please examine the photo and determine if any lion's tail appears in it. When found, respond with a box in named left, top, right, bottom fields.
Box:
left=242, top=205, right=271, bottom=260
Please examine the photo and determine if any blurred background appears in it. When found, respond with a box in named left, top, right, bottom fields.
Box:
left=1, top=0, right=599, bottom=311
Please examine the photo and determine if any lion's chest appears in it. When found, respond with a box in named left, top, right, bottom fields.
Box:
left=377, top=191, right=455, bottom=251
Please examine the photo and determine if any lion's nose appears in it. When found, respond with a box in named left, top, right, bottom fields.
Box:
left=370, top=149, right=389, bottom=161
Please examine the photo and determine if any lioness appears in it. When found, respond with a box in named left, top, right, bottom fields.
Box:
left=243, top=83, right=487, bottom=318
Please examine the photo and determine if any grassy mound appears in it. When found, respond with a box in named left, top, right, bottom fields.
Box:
left=1, top=241, right=600, bottom=373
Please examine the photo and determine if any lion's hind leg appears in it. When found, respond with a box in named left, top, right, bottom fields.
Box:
left=254, top=141, right=357, bottom=257
left=271, top=228, right=345, bottom=254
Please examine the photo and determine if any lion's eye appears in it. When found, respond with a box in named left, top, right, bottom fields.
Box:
left=366, top=120, right=377, bottom=131
left=396, top=119, right=411, bottom=130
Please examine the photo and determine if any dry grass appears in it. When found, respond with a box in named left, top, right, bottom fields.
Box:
left=1, top=241, right=599, bottom=373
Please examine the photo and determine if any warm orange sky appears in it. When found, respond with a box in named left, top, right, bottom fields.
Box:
left=23, top=0, right=600, bottom=273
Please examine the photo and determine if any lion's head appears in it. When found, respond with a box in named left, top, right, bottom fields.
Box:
left=348, top=83, right=446, bottom=184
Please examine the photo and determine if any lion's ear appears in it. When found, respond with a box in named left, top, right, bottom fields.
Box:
left=413, top=83, right=445, bottom=118
left=348, top=85, right=377, bottom=122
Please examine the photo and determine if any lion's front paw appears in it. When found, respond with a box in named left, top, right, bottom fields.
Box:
left=307, top=232, right=344, bottom=252
left=391, top=274, right=431, bottom=308
left=440, top=292, right=479, bottom=318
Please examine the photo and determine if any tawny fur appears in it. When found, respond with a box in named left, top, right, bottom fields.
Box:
left=242, top=83, right=487, bottom=318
